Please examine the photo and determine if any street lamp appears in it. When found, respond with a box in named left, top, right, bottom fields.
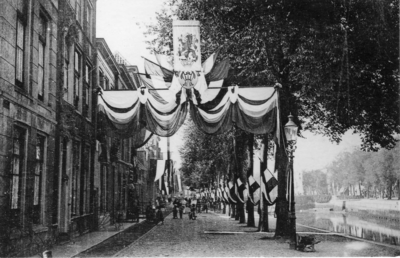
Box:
left=284, top=113, right=299, bottom=250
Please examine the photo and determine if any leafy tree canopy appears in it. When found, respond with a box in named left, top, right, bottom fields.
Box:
left=146, top=0, right=399, bottom=151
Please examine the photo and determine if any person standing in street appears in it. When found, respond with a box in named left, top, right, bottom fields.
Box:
left=179, top=204, right=184, bottom=219
left=197, top=199, right=202, bottom=213
left=173, top=204, right=178, bottom=219
left=181, top=198, right=187, bottom=214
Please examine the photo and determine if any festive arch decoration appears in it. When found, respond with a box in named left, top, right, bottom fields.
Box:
left=97, top=20, right=281, bottom=143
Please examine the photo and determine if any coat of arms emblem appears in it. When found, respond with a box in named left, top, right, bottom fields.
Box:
left=177, top=33, right=200, bottom=67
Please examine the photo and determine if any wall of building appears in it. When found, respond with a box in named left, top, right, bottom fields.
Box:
left=0, top=0, right=59, bottom=256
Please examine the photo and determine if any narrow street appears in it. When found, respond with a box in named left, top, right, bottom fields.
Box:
left=81, top=209, right=399, bottom=257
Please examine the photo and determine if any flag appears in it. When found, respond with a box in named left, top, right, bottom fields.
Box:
left=173, top=20, right=201, bottom=71
left=263, top=168, right=278, bottom=194
left=228, top=181, right=238, bottom=203
left=262, top=168, right=278, bottom=205
left=202, top=48, right=220, bottom=75
left=222, top=186, right=230, bottom=203
left=258, top=143, right=265, bottom=162
left=248, top=175, right=260, bottom=193
left=177, top=173, right=182, bottom=192
left=139, top=74, right=169, bottom=104
left=235, top=178, right=245, bottom=203
left=144, top=57, right=173, bottom=82
left=154, top=160, right=166, bottom=182
left=247, top=182, right=255, bottom=204
left=225, top=184, right=236, bottom=204
left=205, top=58, right=230, bottom=82
left=155, top=53, right=174, bottom=71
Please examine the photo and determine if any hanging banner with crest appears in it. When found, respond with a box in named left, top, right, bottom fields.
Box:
left=173, top=20, right=201, bottom=89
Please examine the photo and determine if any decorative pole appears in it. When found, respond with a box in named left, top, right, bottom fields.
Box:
left=284, top=114, right=299, bottom=250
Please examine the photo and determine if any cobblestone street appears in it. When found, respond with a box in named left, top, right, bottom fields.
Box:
left=113, top=210, right=400, bottom=257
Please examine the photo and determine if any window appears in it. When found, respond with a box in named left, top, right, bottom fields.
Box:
left=63, top=44, right=70, bottom=101
left=10, top=127, right=26, bottom=223
left=121, top=173, right=126, bottom=210
left=105, top=77, right=109, bottom=90
left=74, top=51, right=81, bottom=108
left=33, top=135, right=45, bottom=224
left=71, top=140, right=81, bottom=217
left=82, top=145, right=91, bottom=214
left=100, top=165, right=106, bottom=213
left=15, top=16, right=25, bottom=87
left=75, top=0, right=82, bottom=24
left=84, top=63, right=91, bottom=117
left=37, top=15, right=47, bottom=101
left=99, top=70, right=105, bottom=90
left=86, top=4, right=92, bottom=40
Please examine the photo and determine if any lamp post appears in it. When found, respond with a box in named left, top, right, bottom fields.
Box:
left=284, top=114, right=299, bottom=250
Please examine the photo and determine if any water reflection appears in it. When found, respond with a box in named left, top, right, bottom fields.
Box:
left=298, top=210, right=400, bottom=246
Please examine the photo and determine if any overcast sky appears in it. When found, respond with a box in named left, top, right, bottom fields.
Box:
left=96, top=0, right=362, bottom=173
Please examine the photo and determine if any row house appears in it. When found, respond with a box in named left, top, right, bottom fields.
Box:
left=0, top=0, right=59, bottom=256
left=0, top=1, right=164, bottom=256
left=95, top=39, right=165, bottom=225
left=55, top=0, right=96, bottom=240
left=95, top=38, right=138, bottom=226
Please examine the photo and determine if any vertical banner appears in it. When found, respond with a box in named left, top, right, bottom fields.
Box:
left=173, top=20, right=201, bottom=89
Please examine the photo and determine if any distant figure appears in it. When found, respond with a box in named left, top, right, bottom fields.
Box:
left=181, top=198, right=187, bottom=214
left=197, top=200, right=202, bottom=213
left=173, top=204, right=178, bottom=219
left=203, top=200, right=208, bottom=213
left=179, top=204, right=185, bottom=219
left=145, top=202, right=153, bottom=222
left=155, top=206, right=164, bottom=225
left=189, top=204, right=197, bottom=220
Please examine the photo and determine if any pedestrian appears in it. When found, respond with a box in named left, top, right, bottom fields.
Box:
left=203, top=199, right=209, bottom=213
left=197, top=199, right=202, bottom=213
left=179, top=204, right=184, bottom=219
left=173, top=204, right=178, bottom=219
left=190, top=204, right=197, bottom=220
left=181, top=198, right=187, bottom=214
left=155, top=206, right=164, bottom=225
left=145, top=202, right=153, bottom=222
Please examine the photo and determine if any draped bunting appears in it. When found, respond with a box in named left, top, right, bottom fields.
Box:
left=98, top=85, right=279, bottom=138
left=97, top=20, right=280, bottom=141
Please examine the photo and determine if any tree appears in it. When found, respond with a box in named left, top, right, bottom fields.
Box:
left=146, top=0, right=399, bottom=236
left=302, top=170, right=328, bottom=195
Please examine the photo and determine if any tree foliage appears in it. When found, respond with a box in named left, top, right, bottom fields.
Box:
left=302, top=169, right=329, bottom=195
left=179, top=117, right=234, bottom=188
left=146, top=0, right=399, bottom=151
left=327, top=143, right=400, bottom=199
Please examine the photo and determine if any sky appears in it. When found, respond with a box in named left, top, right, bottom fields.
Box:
left=96, top=0, right=363, bottom=173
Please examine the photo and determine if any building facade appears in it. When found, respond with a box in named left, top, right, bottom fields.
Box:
left=0, top=0, right=59, bottom=256
left=55, top=0, right=97, bottom=239
left=0, top=1, right=165, bottom=256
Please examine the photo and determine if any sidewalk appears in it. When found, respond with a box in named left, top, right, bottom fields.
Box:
left=31, top=220, right=142, bottom=258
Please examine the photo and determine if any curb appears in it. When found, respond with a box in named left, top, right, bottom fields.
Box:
left=71, top=220, right=147, bottom=258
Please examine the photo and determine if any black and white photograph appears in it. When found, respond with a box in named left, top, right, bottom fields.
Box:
left=0, top=0, right=399, bottom=257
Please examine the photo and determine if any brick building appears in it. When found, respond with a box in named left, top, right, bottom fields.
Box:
left=54, top=0, right=97, bottom=240
left=0, top=1, right=165, bottom=256
left=0, top=0, right=59, bottom=256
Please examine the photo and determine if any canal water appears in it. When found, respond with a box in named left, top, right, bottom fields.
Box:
left=296, top=208, right=400, bottom=246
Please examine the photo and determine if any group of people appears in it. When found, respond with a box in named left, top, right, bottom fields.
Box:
left=145, top=202, right=165, bottom=225
left=145, top=196, right=223, bottom=225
